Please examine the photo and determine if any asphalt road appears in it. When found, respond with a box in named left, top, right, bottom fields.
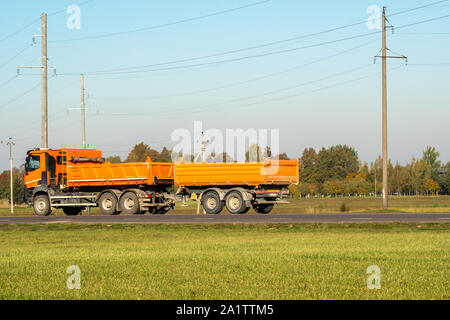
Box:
left=0, top=213, right=449, bottom=224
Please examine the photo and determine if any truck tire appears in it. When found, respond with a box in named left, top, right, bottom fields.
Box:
left=33, top=194, right=52, bottom=216
left=98, top=192, right=118, bottom=215
left=120, top=192, right=140, bottom=215
left=62, top=207, right=82, bottom=216
left=202, top=191, right=224, bottom=214
left=225, top=191, right=246, bottom=214
left=253, top=204, right=274, bottom=214
left=155, top=207, right=170, bottom=215
left=240, top=206, right=250, bottom=214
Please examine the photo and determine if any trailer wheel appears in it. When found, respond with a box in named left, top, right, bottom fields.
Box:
left=225, top=191, right=245, bottom=214
left=33, top=194, right=52, bottom=216
left=120, top=192, right=140, bottom=215
left=98, top=192, right=118, bottom=215
left=62, top=207, right=82, bottom=216
left=253, top=204, right=274, bottom=214
left=202, top=191, right=224, bottom=214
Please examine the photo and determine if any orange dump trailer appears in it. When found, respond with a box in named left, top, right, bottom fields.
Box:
left=174, top=159, right=299, bottom=214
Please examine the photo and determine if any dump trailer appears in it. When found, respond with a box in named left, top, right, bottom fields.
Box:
left=174, top=159, right=299, bottom=214
left=24, top=148, right=174, bottom=216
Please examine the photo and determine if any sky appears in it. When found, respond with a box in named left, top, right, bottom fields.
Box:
left=0, top=0, right=449, bottom=170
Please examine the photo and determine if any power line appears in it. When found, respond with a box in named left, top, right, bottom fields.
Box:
left=0, top=0, right=95, bottom=43
left=91, top=39, right=379, bottom=101
left=63, top=12, right=450, bottom=77
left=395, top=13, right=450, bottom=30
left=0, top=18, right=40, bottom=43
left=0, top=43, right=35, bottom=70
left=99, top=65, right=400, bottom=118
left=0, top=76, right=17, bottom=90
left=47, top=0, right=95, bottom=17
left=69, top=31, right=382, bottom=76
left=0, top=82, right=41, bottom=110
left=56, top=0, right=449, bottom=76
left=408, top=63, right=450, bottom=65
left=163, top=66, right=405, bottom=117
left=389, top=0, right=449, bottom=16
left=51, top=0, right=272, bottom=43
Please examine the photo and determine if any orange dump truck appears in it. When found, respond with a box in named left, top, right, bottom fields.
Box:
left=175, top=159, right=299, bottom=214
left=24, top=148, right=174, bottom=216
left=24, top=148, right=298, bottom=216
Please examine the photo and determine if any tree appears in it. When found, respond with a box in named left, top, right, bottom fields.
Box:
left=125, top=143, right=172, bottom=163
left=0, top=168, right=24, bottom=204
left=299, top=148, right=319, bottom=183
left=316, top=145, right=359, bottom=183
left=425, top=178, right=440, bottom=195
left=245, top=144, right=263, bottom=162
left=216, top=152, right=234, bottom=163
left=273, top=152, right=290, bottom=160
left=423, top=146, right=441, bottom=180
left=105, top=156, right=121, bottom=163
left=125, top=142, right=151, bottom=162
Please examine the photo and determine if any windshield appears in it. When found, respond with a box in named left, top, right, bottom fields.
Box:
left=26, top=155, right=40, bottom=172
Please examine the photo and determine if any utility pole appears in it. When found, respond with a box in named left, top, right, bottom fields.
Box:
left=2, top=138, right=15, bottom=214
left=81, top=74, right=86, bottom=149
left=374, top=7, right=407, bottom=210
left=17, top=13, right=55, bottom=149
left=374, top=159, right=377, bottom=198
left=201, top=131, right=205, bottom=163
left=41, top=13, right=48, bottom=149
left=17, top=13, right=56, bottom=148
left=381, top=8, right=388, bottom=209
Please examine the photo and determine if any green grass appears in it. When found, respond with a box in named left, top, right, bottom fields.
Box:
left=1, top=195, right=449, bottom=216
left=0, top=223, right=448, bottom=300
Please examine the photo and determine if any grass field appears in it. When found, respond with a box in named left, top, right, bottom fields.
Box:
left=1, top=196, right=449, bottom=216
left=0, top=223, right=448, bottom=300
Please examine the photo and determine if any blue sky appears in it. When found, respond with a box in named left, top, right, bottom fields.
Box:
left=1, top=0, right=449, bottom=170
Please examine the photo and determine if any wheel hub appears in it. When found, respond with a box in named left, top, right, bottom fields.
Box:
left=228, top=196, right=240, bottom=210
left=103, top=199, right=112, bottom=210
left=124, top=197, right=135, bottom=210
left=206, top=198, right=217, bottom=209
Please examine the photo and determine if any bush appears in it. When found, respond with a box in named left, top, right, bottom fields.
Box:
left=340, top=203, right=349, bottom=212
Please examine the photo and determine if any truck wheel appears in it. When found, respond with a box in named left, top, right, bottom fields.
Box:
left=202, top=191, right=224, bottom=214
left=33, top=194, right=52, bottom=216
left=225, top=191, right=245, bottom=214
left=240, top=206, right=250, bottom=214
left=120, top=192, right=140, bottom=215
left=98, top=192, right=118, bottom=215
left=62, top=207, right=82, bottom=216
left=155, top=207, right=170, bottom=215
left=253, top=204, right=274, bottom=214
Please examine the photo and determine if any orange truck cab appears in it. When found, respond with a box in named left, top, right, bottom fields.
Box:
left=24, top=148, right=175, bottom=216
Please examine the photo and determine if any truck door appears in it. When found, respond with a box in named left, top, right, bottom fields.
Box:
left=44, top=153, right=57, bottom=187
left=24, top=154, right=43, bottom=189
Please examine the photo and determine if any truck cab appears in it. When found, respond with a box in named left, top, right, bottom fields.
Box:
left=24, top=148, right=103, bottom=215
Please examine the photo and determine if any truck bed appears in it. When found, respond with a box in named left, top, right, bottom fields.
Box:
left=67, top=159, right=174, bottom=188
left=174, top=159, right=299, bottom=188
